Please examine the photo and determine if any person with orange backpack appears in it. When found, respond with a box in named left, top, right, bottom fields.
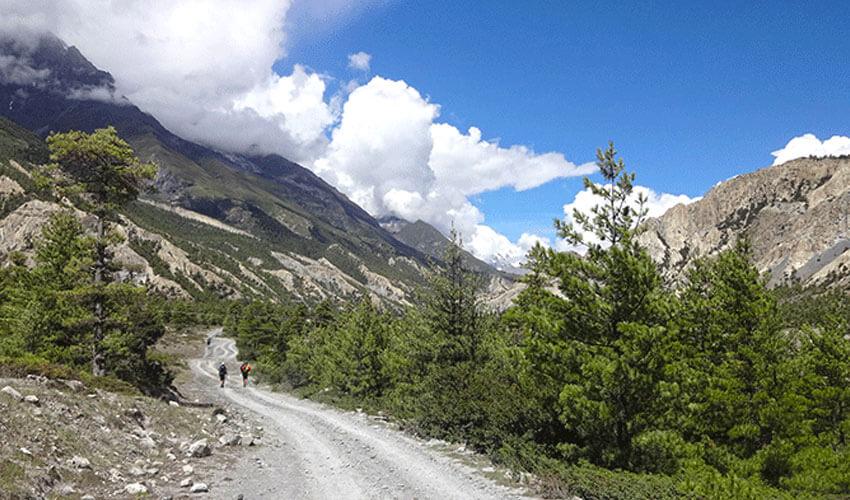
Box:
left=240, top=362, right=251, bottom=387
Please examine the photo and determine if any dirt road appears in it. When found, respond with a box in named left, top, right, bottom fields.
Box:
left=191, top=330, right=533, bottom=499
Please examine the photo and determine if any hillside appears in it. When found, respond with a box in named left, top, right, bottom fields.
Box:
left=380, top=216, right=521, bottom=308
left=639, top=156, right=850, bottom=288
left=0, top=32, right=512, bottom=306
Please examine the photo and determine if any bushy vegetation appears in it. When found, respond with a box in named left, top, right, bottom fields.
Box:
left=225, top=144, right=850, bottom=499
left=0, top=127, right=179, bottom=395
left=0, top=211, right=173, bottom=394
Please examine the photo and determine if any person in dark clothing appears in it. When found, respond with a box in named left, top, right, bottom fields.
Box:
left=240, top=362, right=251, bottom=387
left=218, top=363, right=227, bottom=388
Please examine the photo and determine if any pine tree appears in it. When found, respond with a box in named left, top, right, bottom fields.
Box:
left=425, top=228, right=483, bottom=365
left=0, top=211, right=94, bottom=365
left=44, top=126, right=157, bottom=375
left=802, top=313, right=850, bottom=448
left=410, top=229, right=494, bottom=438
left=510, top=142, right=670, bottom=468
left=671, top=239, right=810, bottom=485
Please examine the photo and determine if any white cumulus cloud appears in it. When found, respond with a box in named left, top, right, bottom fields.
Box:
left=771, top=133, right=850, bottom=166
left=556, top=184, right=700, bottom=251
left=309, top=75, right=597, bottom=258
left=429, top=124, right=596, bottom=195
left=0, top=0, right=338, bottom=162
left=234, top=64, right=335, bottom=145
left=347, top=51, right=371, bottom=71
left=312, top=76, right=439, bottom=215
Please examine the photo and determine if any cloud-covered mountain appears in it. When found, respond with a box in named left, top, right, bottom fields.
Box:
left=0, top=2, right=599, bottom=267
left=0, top=31, right=515, bottom=306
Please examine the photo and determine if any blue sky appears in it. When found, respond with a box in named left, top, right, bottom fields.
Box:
left=11, top=0, right=848, bottom=267
left=280, top=0, right=850, bottom=241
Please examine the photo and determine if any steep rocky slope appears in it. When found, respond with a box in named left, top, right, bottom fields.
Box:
left=639, top=156, right=850, bottom=288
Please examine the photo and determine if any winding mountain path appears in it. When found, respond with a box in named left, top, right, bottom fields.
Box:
left=191, top=330, right=533, bottom=499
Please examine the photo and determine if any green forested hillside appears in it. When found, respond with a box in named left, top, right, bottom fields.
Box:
left=0, top=115, right=50, bottom=166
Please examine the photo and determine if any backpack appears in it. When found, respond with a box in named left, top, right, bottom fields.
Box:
left=241, top=363, right=250, bottom=373
left=219, top=364, right=226, bottom=375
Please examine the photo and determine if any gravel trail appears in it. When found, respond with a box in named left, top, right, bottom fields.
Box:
left=192, top=330, right=533, bottom=499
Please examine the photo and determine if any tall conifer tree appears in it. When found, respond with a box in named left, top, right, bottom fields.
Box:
left=45, top=126, right=157, bottom=376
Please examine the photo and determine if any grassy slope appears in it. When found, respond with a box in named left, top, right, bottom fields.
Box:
left=0, top=115, right=49, bottom=167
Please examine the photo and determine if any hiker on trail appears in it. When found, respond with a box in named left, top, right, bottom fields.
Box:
left=240, top=362, right=251, bottom=387
left=218, top=363, right=227, bottom=388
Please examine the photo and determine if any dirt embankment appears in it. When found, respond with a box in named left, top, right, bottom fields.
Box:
left=0, top=330, right=257, bottom=499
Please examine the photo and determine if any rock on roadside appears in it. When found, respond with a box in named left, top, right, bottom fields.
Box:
left=190, top=482, right=209, bottom=493
left=1, top=386, right=23, bottom=400
left=124, top=483, right=148, bottom=494
left=219, top=433, right=241, bottom=446
left=70, top=456, right=91, bottom=469
left=188, top=439, right=211, bottom=458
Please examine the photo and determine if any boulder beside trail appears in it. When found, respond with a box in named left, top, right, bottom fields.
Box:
left=219, top=433, right=241, bottom=446
left=190, top=482, right=209, bottom=492
left=188, top=439, right=211, bottom=457
left=124, top=483, right=147, bottom=494
left=1, top=386, right=23, bottom=400
left=70, top=456, right=91, bottom=469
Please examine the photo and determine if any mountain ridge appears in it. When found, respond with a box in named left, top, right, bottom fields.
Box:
left=639, top=155, right=850, bottom=289
left=0, top=32, right=514, bottom=306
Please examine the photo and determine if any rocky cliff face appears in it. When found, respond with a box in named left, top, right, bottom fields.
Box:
left=639, top=156, right=850, bottom=288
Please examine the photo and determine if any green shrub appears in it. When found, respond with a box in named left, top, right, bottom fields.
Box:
left=675, top=464, right=799, bottom=500
left=782, top=445, right=850, bottom=495
left=554, top=461, right=687, bottom=500
left=631, top=429, right=694, bottom=475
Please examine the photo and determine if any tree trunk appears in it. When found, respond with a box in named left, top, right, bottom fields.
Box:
left=92, top=214, right=106, bottom=377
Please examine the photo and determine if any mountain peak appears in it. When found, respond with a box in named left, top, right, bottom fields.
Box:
left=1, top=31, right=114, bottom=91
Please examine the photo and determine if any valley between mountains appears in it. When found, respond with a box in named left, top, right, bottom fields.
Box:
left=193, top=330, right=532, bottom=500
left=2, top=28, right=850, bottom=500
